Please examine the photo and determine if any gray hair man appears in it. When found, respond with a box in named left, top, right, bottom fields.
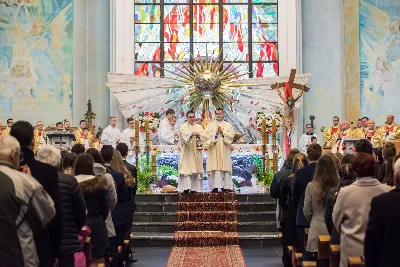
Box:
left=0, top=136, right=55, bottom=267
left=37, top=145, right=87, bottom=266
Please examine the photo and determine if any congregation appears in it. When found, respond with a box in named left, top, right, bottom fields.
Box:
left=1, top=110, right=400, bottom=267
left=271, top=140, right=400, bottom=267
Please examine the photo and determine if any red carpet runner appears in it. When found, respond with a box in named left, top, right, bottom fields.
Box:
left=165, top=192, right=247, bottom=267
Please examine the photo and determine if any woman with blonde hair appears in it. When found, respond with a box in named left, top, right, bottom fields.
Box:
left=110, top=150, right=136, bottom=187
left=279, top=153, right=308, bottom=266
left=303, top=155, right=339, bottom=260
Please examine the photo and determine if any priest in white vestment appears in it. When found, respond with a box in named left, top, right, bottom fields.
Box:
left=299, top=124, right=319, bottom=153
left=158, top=109, right=178, bottom=145
left=120, top=118, right=144, bottom=150
left=101, top=117, right=121, bottom=148
left=178, top=111, right=205, bottom=193
left=205, top=108, right=235, bottom=192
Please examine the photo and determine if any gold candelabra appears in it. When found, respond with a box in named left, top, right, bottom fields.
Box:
left=145, top=119, right=150, bottom=166
left=135, top=119, right=140, bottom=169
left=272, top=119, right=278, bottom=173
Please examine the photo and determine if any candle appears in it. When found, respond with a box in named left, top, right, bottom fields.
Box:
left=135, top=119, right=140, bottom=146
left=272, top=119, right=276, bottom=136
left=151, top=153, right=157, bottom=174
left=145, top=119, right=150, bottom=146
left=262, top=119, right=266, bottom=132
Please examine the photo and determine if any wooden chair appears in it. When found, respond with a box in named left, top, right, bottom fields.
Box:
left=318, top=236, right=331, bottom=260
left=302, top=262, right=317, bottom=267
left=329, top=245, right=340, bottom=267
left=295, top=253, right=303, bottom=267
left=348, top=257, right=365, bottom=267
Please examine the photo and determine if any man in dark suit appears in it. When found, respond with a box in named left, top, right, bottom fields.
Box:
left=101, top=145, right=130, bottom=266
left=11, top=121, right=63, bottom=267
left=116, top=143, right=138, bottom=263
left=292, top=143, right=322, bottom=252
left=364, top=156, right=400, bottom=267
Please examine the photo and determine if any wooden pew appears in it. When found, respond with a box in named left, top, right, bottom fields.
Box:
left=83, top=237, right=92, bottom=262
left=348, top=257, right=365, bottom=267
left=329, top=245, right=340, bottom=267
left=302, top=262, right=317, bottom=267
left=295, top=253, right=303, bottom=267
left=318, top=236, right=331, bottom=260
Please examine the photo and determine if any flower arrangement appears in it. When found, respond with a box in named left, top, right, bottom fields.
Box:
left=250, top=111, right=283, bottom=131
left=137, top=112, right=161, bottom=133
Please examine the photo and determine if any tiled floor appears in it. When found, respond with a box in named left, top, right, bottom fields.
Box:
left=128, top=247, right=283, bottom=267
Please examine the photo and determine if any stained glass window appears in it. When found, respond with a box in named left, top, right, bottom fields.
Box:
left=134, top=0, right=278, bottom=78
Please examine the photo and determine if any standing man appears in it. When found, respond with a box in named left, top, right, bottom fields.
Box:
left=159, top=109, right=178, bottom=145
left=332, top=121, right=363, bottom=154
left=323, top=116, right=340, bottom=147
left=120, top=118, right=144, bottom=150
left=74, top=120, right=93, bottom=145
left=0, top=135, right=56, bottom=267
left=375, top=115, right=400, bottom=144
left=56, top=122, right=64, bottom=131
left=102, top=117, right=122, bottom=148
left=10, top=121, right=63, bottom=267
left=178, top=111, right=205, bottom=193
left=64, top=120, right=72, bottom=132
left=365, top=120, right=378, bottom=147
left=3, top=118, right=13, bottom=136
left=361, top=117, right=369, bottom=129
left=206, top=108, right=235, bottom=193
left=299, top=124, right=319, bottom=154
left=34, top=121, right=46, bottom=154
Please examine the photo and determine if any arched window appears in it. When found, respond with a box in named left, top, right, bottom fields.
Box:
left=133, top=0, right=278, bottom=78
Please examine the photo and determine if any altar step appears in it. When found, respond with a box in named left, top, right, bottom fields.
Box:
left=131, top=193, right=280, bottom=247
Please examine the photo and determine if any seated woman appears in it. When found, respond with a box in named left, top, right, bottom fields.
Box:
left=303, top=155, right=339, bottom=260
left=333, top=153, right=391, bottom=267
left=74, top=154, right=109, bottom=267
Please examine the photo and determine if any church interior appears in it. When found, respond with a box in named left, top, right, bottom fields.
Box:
left=1, top=0, right=399, bottom=266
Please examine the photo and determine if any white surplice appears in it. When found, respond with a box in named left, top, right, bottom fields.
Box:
left=158, top=118, right=176, bottom=145
left=178, top=122, right=205, bottom=191
left=205, top=120, right=235, bottom=189
left=299, top=133, right=319, bottom=154
left=101, top=125, right=122, bottom=148
left=120, top=127, right=144, bottom=150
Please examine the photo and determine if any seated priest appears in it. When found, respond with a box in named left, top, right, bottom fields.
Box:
left=323, top=116, right=340, bottom=147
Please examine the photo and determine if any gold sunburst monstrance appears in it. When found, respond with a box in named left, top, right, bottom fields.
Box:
left=161, top=50, right=255, bottom=118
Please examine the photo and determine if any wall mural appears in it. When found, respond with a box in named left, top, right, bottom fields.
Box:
left=360, top=0, right=400, bottom=124
left=0, top=0, right=73, bottom=125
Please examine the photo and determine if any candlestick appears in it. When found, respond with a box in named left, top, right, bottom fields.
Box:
left=272, top=119, right=278, bottom=172
left=261, top=118, right=266, bottom=173
left=151, top=153, right=157, bottom=174
left=135, top=119, right=140, bottom=146
left=145, top=119, right=150, bottom=146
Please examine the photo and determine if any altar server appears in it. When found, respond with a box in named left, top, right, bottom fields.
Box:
left=158, top=109, right=178, bottom=145
left=101, top=117, right=122, bottom=148
left=178, top=110, right=205, bottom=193
left=299, top=124, right=319, bottom=153
left=206, top=108, right=235, bottom=192
left=33, top=121, right=46, bottom=154
left=120, top=118, right=144, bottom=150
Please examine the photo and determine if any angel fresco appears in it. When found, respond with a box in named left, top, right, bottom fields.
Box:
left=0, top=0, right=72, bottom=121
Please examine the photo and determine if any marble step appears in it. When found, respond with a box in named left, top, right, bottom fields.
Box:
left=135, top=201, right=276, bottom=213
left=135, top=193, right=274, bottom=203
left=130, top=232, right=280, bottom=247
left=131, top=221, right=277, bottom=233
left=134, top=211, right=276, bottom=223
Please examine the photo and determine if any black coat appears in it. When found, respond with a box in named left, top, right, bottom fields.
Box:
left=58, top=172, right=86, bottom=256
left=271, top=163, right=292, bottom=222
left=293, top=162, right=316, bottom=226
left=364, top=187, right=400, bottom=267
left=20, top=147, right=63, bottom=266
left=78, top=175, right=109, bottom=259
left=123, top=160, right=137, bottom=212
left=279, top=175, right=298, bottom=246
left=324, top=179, right=354, bottom=245
left=106, top=165, right=131, bottom=226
